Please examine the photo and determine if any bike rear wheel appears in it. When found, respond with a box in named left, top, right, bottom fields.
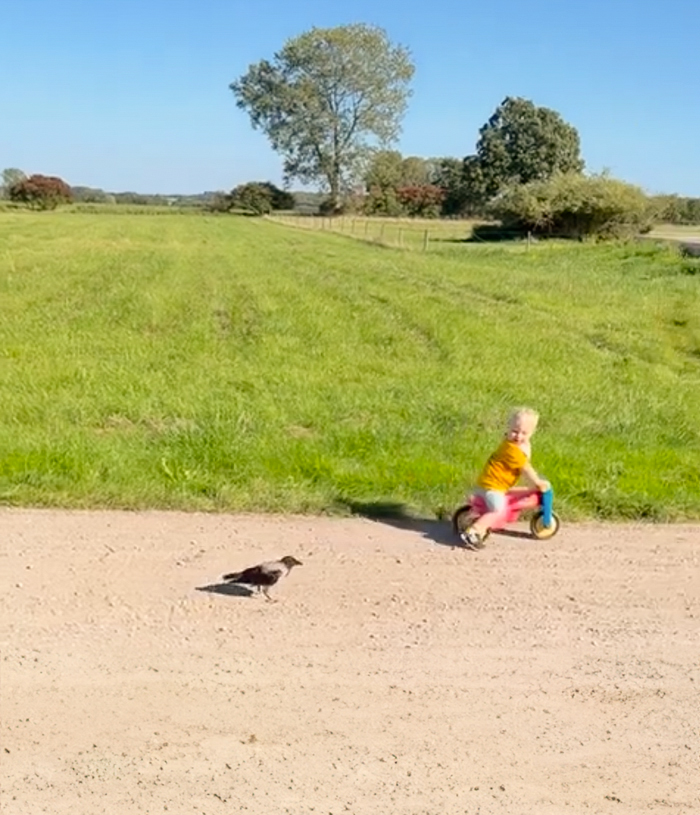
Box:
left=452, top=504, right=491, bottom=545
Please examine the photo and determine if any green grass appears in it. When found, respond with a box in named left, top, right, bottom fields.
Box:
left=2, top=210, right=700, bottom=520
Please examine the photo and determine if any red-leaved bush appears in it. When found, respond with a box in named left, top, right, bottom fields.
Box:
left=9, top=174, right=73, bottom=210
left=395, top=184, right=445, bottom=218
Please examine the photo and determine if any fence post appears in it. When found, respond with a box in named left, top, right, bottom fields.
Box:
left=380, top=222, right=385, bottom=244
left=398, top=228, right=403, bottom=248
left=423, top=230, right=429, bottom=252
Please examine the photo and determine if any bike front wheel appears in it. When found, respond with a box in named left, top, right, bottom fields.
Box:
left=529, top=510, right=561, bottom=540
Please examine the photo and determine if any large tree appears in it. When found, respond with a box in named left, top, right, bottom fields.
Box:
left=476, top=97, right=584, bottom=197
left=231, top=24, right=414, bottom=211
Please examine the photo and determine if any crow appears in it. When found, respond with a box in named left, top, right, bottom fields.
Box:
left=222, top=555, right=302, bottom=601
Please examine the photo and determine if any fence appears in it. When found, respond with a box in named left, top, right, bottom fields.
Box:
left=267, top=214, right=475, bottom=251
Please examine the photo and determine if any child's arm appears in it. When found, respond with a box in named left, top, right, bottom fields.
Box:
left=522, top=462, right=550, bottom=491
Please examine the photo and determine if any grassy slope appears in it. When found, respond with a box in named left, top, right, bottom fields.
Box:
left=1, top=211, right=699, bottom=519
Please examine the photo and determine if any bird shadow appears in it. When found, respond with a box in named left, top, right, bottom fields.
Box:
left=195, top=582, right=256, bottom=598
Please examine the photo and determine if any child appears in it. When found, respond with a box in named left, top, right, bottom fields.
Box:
left=463, top=407, right=549, bottom=549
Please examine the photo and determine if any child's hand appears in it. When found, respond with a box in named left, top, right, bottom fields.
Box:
left=523, top=463, right=550, bottom=492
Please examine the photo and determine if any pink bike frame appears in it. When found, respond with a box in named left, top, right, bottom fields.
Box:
left=469, top=487, right=543, bottom=531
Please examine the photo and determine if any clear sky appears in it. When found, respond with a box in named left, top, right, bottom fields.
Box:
left=2, top=0, right=698, bottom=196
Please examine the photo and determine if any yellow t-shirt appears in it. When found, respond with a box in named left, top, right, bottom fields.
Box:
left=477, top=439, right=528, bottom=491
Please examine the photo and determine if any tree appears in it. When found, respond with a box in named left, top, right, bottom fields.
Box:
left=230, top=182, right=274, bottom=215
left=258, top=181, right=295, bottom=211
left=399, top=156, right=432, bottom=187
left=364, top=149, right=404, bottom=192
left=477, top=97, right=584, bottom=198
left=652, top=195, right=700, bottom=225
left=1, top=168, right=26, bottom=199
left=9, top=174, right=72, bottom=210
left=207, top=182, right=296, bottom=215
left=362, top=151, right=437, bottom=215
left=431, top=156, right=488, bottom=216
left=231, top=24, right=414, bottom=212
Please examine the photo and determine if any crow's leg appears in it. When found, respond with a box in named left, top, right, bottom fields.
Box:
left=263, top=587, right=276, bottom=602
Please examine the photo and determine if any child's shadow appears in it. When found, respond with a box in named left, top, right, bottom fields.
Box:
left=335, top=499, right=533, bottom=546
left=335, top=499, right=460, bottom=548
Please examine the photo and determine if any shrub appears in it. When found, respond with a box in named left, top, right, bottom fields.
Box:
left=395, top=184, right=445, bottom=218
left=9, top=174, right=73, bottom=210
left=488, top=173, right=654, bottom=239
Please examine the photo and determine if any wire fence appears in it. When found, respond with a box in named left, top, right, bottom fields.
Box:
left=267, top=213, right=477, bottom=251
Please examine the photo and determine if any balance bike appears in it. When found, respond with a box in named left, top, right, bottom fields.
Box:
left=451, top=486, right=561, bottom=545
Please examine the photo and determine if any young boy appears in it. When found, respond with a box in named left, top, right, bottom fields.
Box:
left=463, top=407, right=549, bottom=549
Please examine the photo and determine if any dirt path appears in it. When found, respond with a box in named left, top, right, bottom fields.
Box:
left=1, top=509, right=698, bottom=814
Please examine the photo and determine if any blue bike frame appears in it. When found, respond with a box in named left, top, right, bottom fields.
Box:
left=541, top=486, right=554, bottom=528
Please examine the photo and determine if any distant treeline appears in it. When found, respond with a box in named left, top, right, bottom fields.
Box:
left=652, top=195, right=700, bottom=225
left=70, top=183, right=326, bottom=217
left=3, top=167, right=699, bottom=230
left=70, top=186, right=221, bottom=208
left=67, top=184, right=700, bottom=227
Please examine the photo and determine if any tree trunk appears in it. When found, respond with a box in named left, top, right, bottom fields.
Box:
left=328, top=126, right=341, bottom=213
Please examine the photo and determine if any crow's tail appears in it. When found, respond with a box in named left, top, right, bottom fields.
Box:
left=222, top=571, right=242, bottom=582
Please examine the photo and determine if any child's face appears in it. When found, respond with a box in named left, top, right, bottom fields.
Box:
left=508, top=418, right=536, bottom=445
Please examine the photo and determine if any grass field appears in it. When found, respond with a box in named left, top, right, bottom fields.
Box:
left=2, top=209, right=700, bottom=519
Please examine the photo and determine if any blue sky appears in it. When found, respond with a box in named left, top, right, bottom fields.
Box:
left=2, top=0, right=699, bottom=196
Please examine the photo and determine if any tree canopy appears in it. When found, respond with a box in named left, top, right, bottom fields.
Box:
left=231, top=24, right=414, bottom=211
left=364, top=150, right=434, bottom=191
left=476, top=96, right=584, bottom=197
left=362, top=151, right=440, bottom=215
left=1, top=168, right=26, bottom=199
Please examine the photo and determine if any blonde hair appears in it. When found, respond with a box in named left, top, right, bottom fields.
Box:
left=507, top=407, right=539, bottom=432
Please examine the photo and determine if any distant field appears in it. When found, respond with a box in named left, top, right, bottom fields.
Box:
left=272, top=214, right=700, bottom=250
left=649, top=223, right=700, bottom=241
left=268, top=212, right=479, bottom=249
left=1, top=210, right=700, bottom=519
